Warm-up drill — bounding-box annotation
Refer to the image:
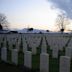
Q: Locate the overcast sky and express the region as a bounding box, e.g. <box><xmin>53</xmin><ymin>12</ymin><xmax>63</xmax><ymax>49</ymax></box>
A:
<box><xmin>0</xmin><ymin>0</ymin><xmax>72</xmax><ymax>31</ymax></box>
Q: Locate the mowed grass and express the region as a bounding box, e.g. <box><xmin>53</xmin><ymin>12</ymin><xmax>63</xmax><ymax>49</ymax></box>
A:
<box><xmin>0</xmin><ymin>34</ymin><xmax>72</xmax><ymax>72</ymax></box>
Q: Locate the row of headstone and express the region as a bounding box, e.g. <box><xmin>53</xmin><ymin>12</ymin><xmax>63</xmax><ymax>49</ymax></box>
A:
<box><xmin>40</xmin><ymin>53</ymin><xmax>71</xmax><ymax>72</ymax></box>
<box><xmin>0</xmin><ymin>34</ymin><xmax>41</xmax><ymax>54</ymax></box>
<box><xmin>45</xmin><ymin>35</ymin><xmax>70</xmax><ymax>59</ymax></box>
<box><xmin>1</xmin><ymin>47</ymin><xmax>71</xmax><ymax>72</ymax></box>
<box><xmin>0</xmin><ymin>34</ymin><xmax>72</xmax><ymax>55</ymax></box>
<box><xmin>4</xmin><ymin>34</ymin><xmax>42</xmax><ymax>54</ymax></box>
<box><xmin>26</xmin><ymin>37</ymin><xmax>41</xmax><ymax>48</ymax></box>
<box><xmin>46</xmin><ymin>36</ymin><xmax>69</xmax><ymax>51</ymax></box>
<box><xmin>0</xmin><ymin>34</ymin><xmax>20</xmax><ymax>50</ymax></box>
<box><xmin>1</xmin><ymin>34</ymin><xmax>70</xmax><ymax>59</ymax></box>
<box><xmin>40</xmin><ymin>54</ymin><xmax>71</xmax><ymax>72</ymax></box>
<box><xmin>1</xmin><ymin>47</ymin><xmax>32</xmax><ymax>68</ymax></box>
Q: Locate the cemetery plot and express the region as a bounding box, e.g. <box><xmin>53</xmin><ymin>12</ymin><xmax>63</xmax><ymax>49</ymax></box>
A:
<box><xmin>0</xmin><ymin>33</ymin><xmax>72</xmax><ymax>72</ymax></box>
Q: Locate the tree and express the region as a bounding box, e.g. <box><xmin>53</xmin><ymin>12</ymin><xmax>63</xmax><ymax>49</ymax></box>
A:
<box><xmin>0</xmin><ymin>24</ymin><xmax>3</xmax><ymax>30</ymax></box>
<box><xmin>28</xmin><ymin>28</ymin><xmax>33</xmax><ymax>31</ymax></box>
<box><xmin>56</xmin><ymin>13</ymin><xmax>70</xmax><ymax>33</ymax></box>
<box><xmin>46</xmin><ymin>30</ymin><xmax>49</xmax><ymax>32</ymax></box>
<box><xmin>0</xmin><ymin>13</ymin><xmax>9</xmax><ymax>30</ymax></box>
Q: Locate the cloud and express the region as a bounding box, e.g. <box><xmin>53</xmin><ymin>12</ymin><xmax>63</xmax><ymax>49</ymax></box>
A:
<box><xmin>48</xmin><ymin>0</ymin><xmax>72</xmax><ymax>19</ymax></box>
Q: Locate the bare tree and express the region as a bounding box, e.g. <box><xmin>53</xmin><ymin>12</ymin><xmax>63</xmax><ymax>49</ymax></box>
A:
<box><xmin>0</xmin><ymin>13</ymin><xmax>9</xmax><ymax>30</ymax></box>
<box><xmin>56</xmin><ymin>13</ymin><xmax>70</xmax><ymax>33</ymax></box>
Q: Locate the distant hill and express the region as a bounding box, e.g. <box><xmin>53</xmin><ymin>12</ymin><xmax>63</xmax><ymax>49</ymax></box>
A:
<box><xmin>17</xmin><ymin>28</ymin><xmax>50</xmax><ymax>33</ymax></box>
<box><xmin>0</xmin><ymin>28</ymin><xmax>71</xmax><ymax>34</ymax></box>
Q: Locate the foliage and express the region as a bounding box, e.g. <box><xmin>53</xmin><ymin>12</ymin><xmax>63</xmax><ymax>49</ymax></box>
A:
<box><xmin>0</xmin><ymin>13</ymin><xmax>9</xmax><ymax>30</ymax></box>
<box><xmin>56</xmin><ymin>13</ymin><xmax>70</xmax><ymax>32</ymax></box>
<box><xmin>28</xmin><ymin>28</ymin><xmax>33</xmax><ymax>31</ymax></box>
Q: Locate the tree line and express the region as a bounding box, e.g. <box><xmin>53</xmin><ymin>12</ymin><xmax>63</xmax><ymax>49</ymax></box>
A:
<box><xmin>0</xmin><ymin>13</ymin><xmax>71</xmax><ymax>33</ymax></box>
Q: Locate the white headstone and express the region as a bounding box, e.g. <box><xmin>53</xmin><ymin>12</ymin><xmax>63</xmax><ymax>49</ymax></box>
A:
<box><xmin>3</xmin><ymin>38</ymin><xmax>6</xmax><ymax>47</ymax></box>
<box><xmin>41</xmin><ymin>38</ymin><xmax>47</xmax><ymax>53</ymax></box>
<box><xmin>1</xmin><ymin>47</ymin><xmax>7</xmax><ymax>62</ymax></box>
<box><xmin>8</xmin><ymin>43</ymin><xmax>13</xmax><ymax>50</ymax></box>
<box><xmin>24</xmin><ymin>51</ymin><xmax>32</xmax><ymax>68</ymax></box>
<box><xmin>59</xmin><ymin>56</ymin><xmax>71</xmax><ymax>72</ymax></box>
<box><xmin>41</xmin><ymin>46</ymin><xmax>47</xmax><ymax>53</ymax></box>
<box><xmin>65</xmin><ymin>47</ymin><xmax>72</xmax><ymax>58</ymax></box>
<box><xmin>0</xmin><ymin>41</ymin><xmax>1</xmax><ymax>48</ymax></box>
<box><xmin>23</xmin><ymin>41</ymin><xmax>27</xmax><ymax>53</ymax></box>
<box><xmin>52</xmin><ymin>47</ymin><xmax>59</xmax><ymax>58</ymax></box>
<box><xmin>40</xmin><ymin>53</ymin><xmax>49</xmax><ymax>72</ymax></box>
<box><xmin>11</xmin><ymin>49</ymin><xmax>18</xmax><ymax>65</ymax></box>
<box><xmin>32</xmin><ymin>47</ymin><xmax>37</xmax><ymax>55</ymax></box>
<box><xmin>16</xmin><ymin>41</ymin><xmax>20</xmax><ymax>51</ymax></box>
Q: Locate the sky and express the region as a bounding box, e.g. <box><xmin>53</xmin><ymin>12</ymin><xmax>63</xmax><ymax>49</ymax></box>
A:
<box><xmin>0</xmin><ymin>0</ymin><xmax>72</xmax><ymax>31</ymax></box>
<box><xmin>49</xmin><ymin>0</ymin><xmax>72</xmax><ymax>19</ymax></box>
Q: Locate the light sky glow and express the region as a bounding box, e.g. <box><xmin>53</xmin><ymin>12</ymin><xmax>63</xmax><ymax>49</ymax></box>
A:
<box><xmin>0</xmin><ymin>0</ymin><xmax>69</xmax><ymax>31</ymax></box>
